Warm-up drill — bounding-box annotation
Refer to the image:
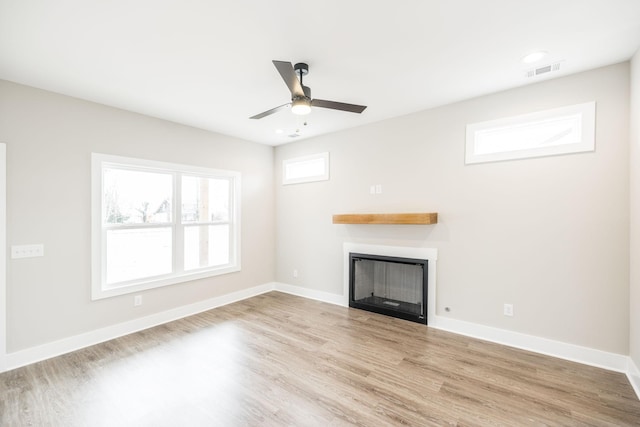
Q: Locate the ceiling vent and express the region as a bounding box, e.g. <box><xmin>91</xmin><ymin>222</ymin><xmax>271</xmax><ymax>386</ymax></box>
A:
<box><xmin>525</xmin><ymin>62</ymin><xmax>561</xmax><ymax>78</ymax></box>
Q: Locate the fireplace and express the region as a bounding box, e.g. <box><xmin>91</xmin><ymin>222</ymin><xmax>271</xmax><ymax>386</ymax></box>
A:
<box><xmin>349</xmin><ymin>252</ymin><xmax>428</xmax><ymax>324</ymax></box>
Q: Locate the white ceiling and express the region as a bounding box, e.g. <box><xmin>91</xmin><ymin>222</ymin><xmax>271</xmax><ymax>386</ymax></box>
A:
<box><xmin>1</xmin><ymin>1</ymin><xmax>639</xmax><ymax>146</ymax></box>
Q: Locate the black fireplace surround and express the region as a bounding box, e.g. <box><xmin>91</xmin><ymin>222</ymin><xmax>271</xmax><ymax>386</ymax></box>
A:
<box><xmin>349</xmin><ymin>252</ymin><xmax>428</xmax><ymax>324</ymax></box>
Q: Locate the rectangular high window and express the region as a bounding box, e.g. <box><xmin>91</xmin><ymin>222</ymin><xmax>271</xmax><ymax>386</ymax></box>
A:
<box><xmin>282</xmin><ymin>152</ymin><xmax>329</xmax><ymax>185</ymax></box>
<box><xmin>465</xmin><ymin>102</ymin><xmax>596</xmax><ymax>164</ymax></box>
<box><xmin>92</xmin><ymin>154</ymin><xmax>241</xmax><ymax>299</ymax></box>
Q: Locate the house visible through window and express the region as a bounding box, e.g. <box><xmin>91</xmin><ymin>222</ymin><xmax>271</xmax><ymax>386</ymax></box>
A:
<box><xmin>92</xmin><ymin>154</ymin><xmax>241</xmax><ymax>300</ymax></box>
<box><xmin>182</xmin><ymin>175</ymin><xmax>231</xmax><ymax>271</ymax></box>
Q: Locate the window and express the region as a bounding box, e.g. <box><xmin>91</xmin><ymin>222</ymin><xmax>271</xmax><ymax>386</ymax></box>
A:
<box><xmin>283</xmin><ymin>152</ymin><xmax>329</xmax><ymax>185</ymax></box>
<box><xmin>92</xmin><ymin>154</ymin><xmax>240</xmax><ymax>299</ymax></box>
<box><xmin>465</xmin><ymin>102</ymin><xmax>596</xmax><ymax>164</ymax></box>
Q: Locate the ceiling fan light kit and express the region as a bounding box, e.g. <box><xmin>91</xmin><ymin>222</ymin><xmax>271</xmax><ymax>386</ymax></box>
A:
<box><xmin>250</xmin><ymin>60</ymin><xmax>367</xmax><ymax>120</ymax></box>
<box><xmin>291</xmin><ymin>97</ymin><xmax>311</xmax><ymax>115</ymax></box>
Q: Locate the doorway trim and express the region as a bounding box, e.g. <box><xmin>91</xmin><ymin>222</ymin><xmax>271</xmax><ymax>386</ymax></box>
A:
<box><xmin>0</xmin><ymin>143</ymin><xmax>7</xmax><ymax>372</ymax></box>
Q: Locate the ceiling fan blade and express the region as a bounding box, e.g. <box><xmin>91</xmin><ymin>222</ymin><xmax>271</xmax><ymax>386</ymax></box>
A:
<box><xmin>249</xmin><ymin>103</ymin><xmax>291</xmax><ymax>119</ymax></box>
<box><xmin>272</xmin><ymin>60</ymin><xmax>305</xmax><ymax>98</ymax></box>
<box><xmin>311</xmin><ymin>99</ymin><xmax>367</xmax><ymax>114</ymax></box>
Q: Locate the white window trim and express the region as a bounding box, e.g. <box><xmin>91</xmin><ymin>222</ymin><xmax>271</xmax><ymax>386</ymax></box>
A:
<box><xmin>465</xmin><ymin>101</ymin><xmax>596</xmax><ymax>165</ymax></box>
<box><xmin>91</xmin><ymin>153</ymin><xmax>241</xmax><ymax>300</ymax></box>
<box><xmin>282</xmin><ymin>152</ymin><xmax>330</xmax><ymax>185</ymax></box>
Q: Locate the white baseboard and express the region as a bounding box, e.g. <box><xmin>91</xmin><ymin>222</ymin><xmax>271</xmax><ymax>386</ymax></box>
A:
<box><xmin>629</xmin><ymin>358</ymin><xmax>640</xmax><ymax>400</ymax></box>
<box><xmin>273</xmin><ymin>283</ymin><xmax>639</xmax><ymax>399</ymax></box>
<box><xmin>273</xmin><ymin>282</ymin><xmax>347</xmax><ymax>306</ymax></box>
<box><xmin>431</xmin><ymin>315</ymin><xmax>629</xmax><ymax>373</ymax></box>
<box><xmin>4</xmin><ymin>282</ymin><xmax>276</xmax><ymax>372</ymax></box>
<box><xmin>3</xmin><ymin>281</ymin><xmax>640</xmax><ymax>401</ymax></box>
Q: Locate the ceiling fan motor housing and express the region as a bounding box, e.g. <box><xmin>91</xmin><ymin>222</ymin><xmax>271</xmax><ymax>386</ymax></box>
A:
<box><xmin>294</xmin><ymin>62</ymin><xmax>309</xmax><ymax>76</ymax></box>
<box><xmin>294</xmin><ymin>63</ymin><xmax>311</xmax><ymax>99</ymax></box>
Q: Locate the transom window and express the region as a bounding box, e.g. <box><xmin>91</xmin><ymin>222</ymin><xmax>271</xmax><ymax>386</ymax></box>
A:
<box><xmin>465</xmin><ymin>102</ymin><xmax>596</xmax><ymax>164</ymax></box>
<box><xmin>92</xmin><ymin>154</ymin><xmax>241</xmax><ymax>299</ymax></box>
<box><xmin>282</xmin><ymin>152</ymin><xmax>329</xmax><ymax>185</ymax></box>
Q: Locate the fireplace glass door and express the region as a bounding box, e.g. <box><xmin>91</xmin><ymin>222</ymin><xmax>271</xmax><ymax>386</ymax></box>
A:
<box><xmin>349</xmin><ymin>253</ymin><xmax>427</xmax><ymax>324</ymax></box>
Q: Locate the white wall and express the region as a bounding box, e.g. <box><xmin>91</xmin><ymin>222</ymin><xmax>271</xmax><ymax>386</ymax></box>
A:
<box><xmin>275</xmin><ymin>63</ymin><xmax>630</xmax><ymax>355</ymax></box>
<box><xmin>0</xmin><ymin>81</ymin><xmax>275</xmax><ymax>352</ymax></box>
<box><xmin>630</xmin><ymin>50</ymin><xmax>640</xmax><ymax>374</ymax></box>
<box><xmin>0</xmin><ymin>61</ymin><xmax>634</xmax><ymax>367</ymax></box>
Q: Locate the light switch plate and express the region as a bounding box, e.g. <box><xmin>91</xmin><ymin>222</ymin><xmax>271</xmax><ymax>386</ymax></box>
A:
<box><xmin>11</xmin><ymin>244</ymin><xmax>44</xmax><ymax>259</ymax></box>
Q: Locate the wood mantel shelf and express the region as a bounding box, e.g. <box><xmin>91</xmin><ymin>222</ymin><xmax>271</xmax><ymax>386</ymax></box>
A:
<box><xmin>332</xmin><ymin>212</ymin><xmax>438</xmax><ymax>225</ymax></box>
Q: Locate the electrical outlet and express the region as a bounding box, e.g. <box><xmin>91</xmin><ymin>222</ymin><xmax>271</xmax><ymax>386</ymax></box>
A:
<box><xmin>375</xmin><ymin>184</ymin><xmax>382</xmax><ymax>194</ymax></box>
<box><xmin>503</xmin><ymin>303</ymin><xmax>513</xmax><ymax>316</ymax></box>
<box><xmin>369</xmin><ymin>185</ymin><xmax>376</xmax><ymax>195</ymax></box>
<box><xmin>134</xmin><ymin>295</ymin><xmax>142</xmax><ymax>307</ymax></box>
<box><xmin>293</xmin><ymin>269</ymin><xmax>298</xmax><ymax>278</ymax></box>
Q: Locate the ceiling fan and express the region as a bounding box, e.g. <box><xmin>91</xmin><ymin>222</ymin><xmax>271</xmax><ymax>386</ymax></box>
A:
<box><xmin>250</xmin><ymin>60</ymin><xmax>367</xmax><ymax>119</ymax></box>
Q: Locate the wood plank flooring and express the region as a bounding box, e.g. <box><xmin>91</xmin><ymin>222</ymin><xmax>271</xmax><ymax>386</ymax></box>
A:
<box><xmin>2</xmin><ymin>291</ymin><xmax>640</xmax><ymax>426</ymax></box>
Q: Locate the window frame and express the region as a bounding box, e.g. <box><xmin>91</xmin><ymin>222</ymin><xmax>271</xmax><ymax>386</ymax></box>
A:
<box><xmin>282</xmin><ymin>152</ymin><xmax>330</xmax><ymax>185</ymax></box>
<box><xmin>91</xmin><ymin>153</ymin><xmax>241</xmax><ymax>300</ymax></box>
<box><xmin>465</xmin><ymin>101</ymin><xmax>596</xmax><ymax>165</ymax></box>
<box><xmin>181</xmin><ymin>173</ymin><xmax>234</xmax><ymax>272</ymax></box>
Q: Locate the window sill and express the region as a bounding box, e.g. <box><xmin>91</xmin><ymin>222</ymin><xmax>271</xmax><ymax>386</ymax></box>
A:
<box><xmin>91</xmin><ymin>264</ymin><xmax>241</xmax><ymax>300</ymax></box>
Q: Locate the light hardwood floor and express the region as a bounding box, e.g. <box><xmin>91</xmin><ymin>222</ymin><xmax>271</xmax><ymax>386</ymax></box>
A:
<box><xmin>2</xmin><ymin>291</ymin><xmax>640</xmax><ymax>426</ymax></box>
